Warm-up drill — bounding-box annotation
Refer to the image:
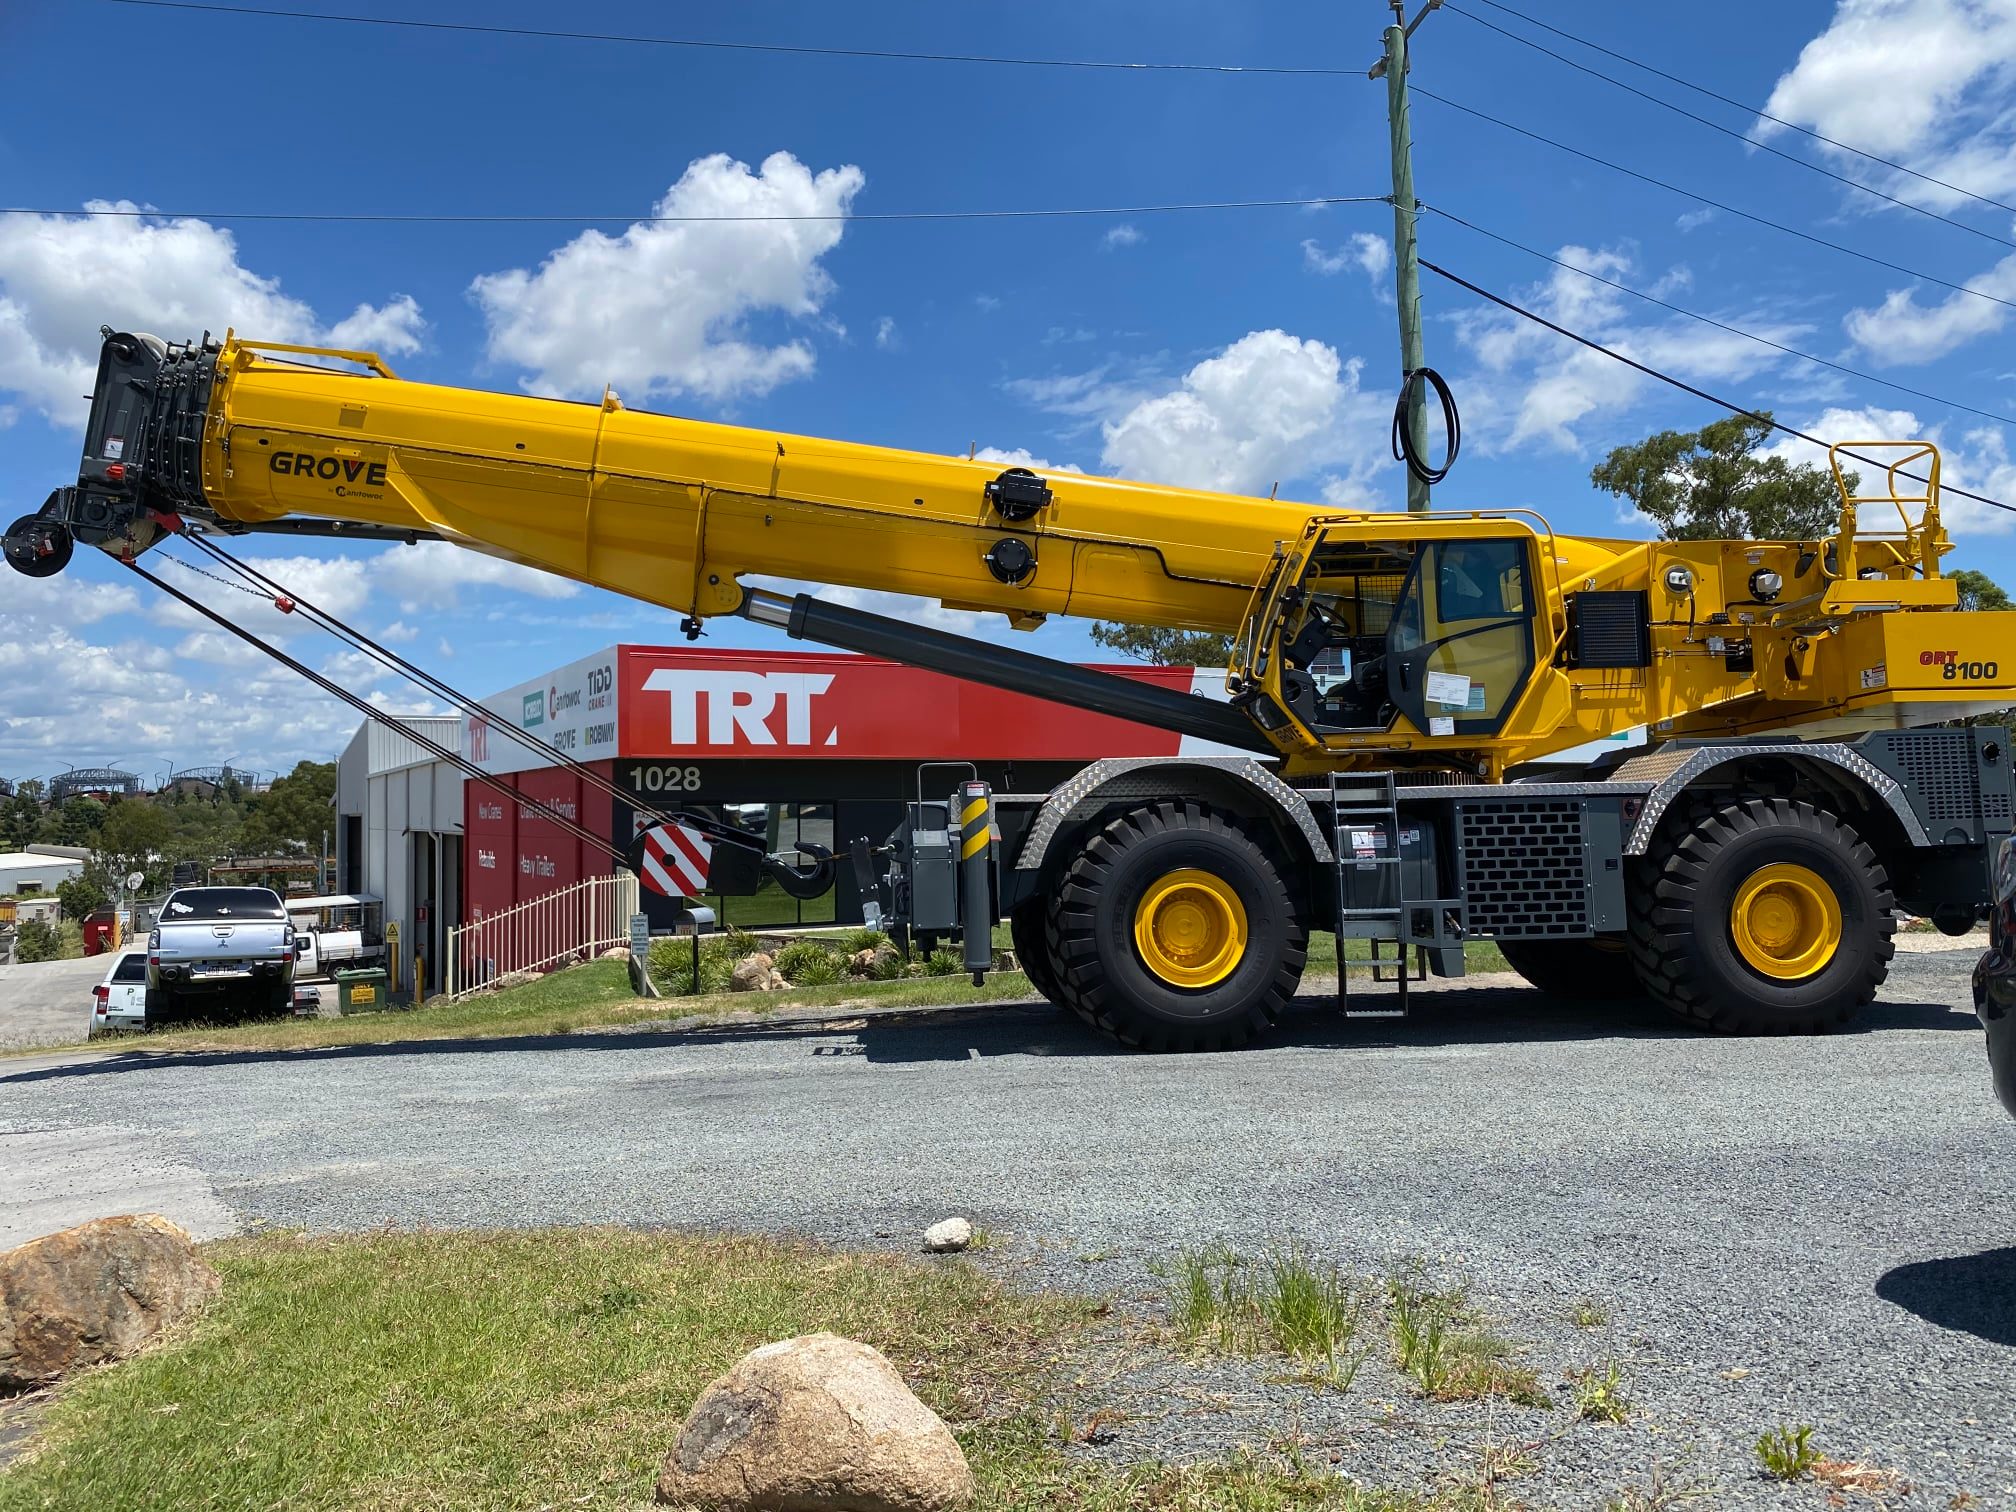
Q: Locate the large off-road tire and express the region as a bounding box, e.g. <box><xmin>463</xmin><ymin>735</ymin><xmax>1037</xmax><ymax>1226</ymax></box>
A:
<box><xmin>1009</xmin><ymin>898</ymin><xmax>1065</xmax><ymax>1006</ymax></box>
<box><xmin>1627</xmin><ymin>796</ymin><xmax>1894</xmax><ymax>1033</ymax></box>
<box><xmin>1043</xmin><ymin>801</ymin><xmax>1305</xmax><ymax>1051</ymax></box>
<box><xmin>1498</xmin><ymin>936</ymin><xmax>1645</xmax><ymax>1000</ymax></box>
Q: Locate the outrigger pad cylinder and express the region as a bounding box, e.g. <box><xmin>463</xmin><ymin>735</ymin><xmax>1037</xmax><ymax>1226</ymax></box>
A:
<box><xmin>957</xmin><ymin>780</ymin><xmax>995</xmax><ymax>983</ymax></box>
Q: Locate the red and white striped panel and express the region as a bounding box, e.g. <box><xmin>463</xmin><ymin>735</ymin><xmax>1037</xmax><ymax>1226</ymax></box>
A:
<box><xmin>637</xmin><ymin>822</ymin><xmax>713</xmax><ymax>899</ymax></box>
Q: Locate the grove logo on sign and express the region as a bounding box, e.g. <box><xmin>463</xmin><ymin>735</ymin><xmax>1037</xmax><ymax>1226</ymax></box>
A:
<box><xmin>522</xmin><ymin>692</ymin><xmax>545</xmax><ymax>728</ymax></box>
<box><xmin>641</xmin><ymin>669</ymin><xmax>837</xmax><ymax>747</ymax></box>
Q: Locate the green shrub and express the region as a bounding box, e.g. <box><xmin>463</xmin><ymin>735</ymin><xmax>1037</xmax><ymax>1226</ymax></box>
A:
<box><xmin>1755</xmin><ymin>1424</ymin><xmax>1820</xmax><ymax>1481</ymax></box>
<box><xmin>13</xmin><ymin>918</ymin><xmax>62</xmax><ymax>962</ymax></box>
<box><xmin>832</xmin><ymin>927</ymin><xmax>893</xmax><ymax>956</ymax></box>
<box><xmin>774</xmin><ymin>939</ymin><xmax>846</xmax><ymax>986</ymax></box>
<box><xmin>647</xmin><ymin>931</ymin><xmax>747</xmax><ymax>995</ymax></box>
<box><xmin>924</xmin><ymin>947</ymin><xmax>964</xmax><ymax>976</ymax></box>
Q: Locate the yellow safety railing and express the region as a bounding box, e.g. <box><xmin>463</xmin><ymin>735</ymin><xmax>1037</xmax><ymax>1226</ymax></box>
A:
<box><xmin>1826</xmin><ymin>440</ymin><xmax>1944</xmax><ymax>584</ymax></box>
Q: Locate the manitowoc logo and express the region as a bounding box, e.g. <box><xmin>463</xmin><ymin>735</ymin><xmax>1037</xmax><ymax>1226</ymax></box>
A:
<box><xmin>641</xmin><ymin>669</ymin><xmax>838</xmax><ymax>746</ymax></box>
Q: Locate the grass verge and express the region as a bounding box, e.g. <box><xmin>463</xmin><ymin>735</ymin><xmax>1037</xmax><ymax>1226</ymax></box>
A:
<box><xmin>23</xmin><ymin>930</ymin><xmax>1517</xmax><ymax>1060</ymax></box>
<box><xmin>41</xmin><ymin>958</ymin><xmax>1038</xmax><ymax>1058</ymax></box>
<box><xmin>0</xmin><ymin>1229</ymin><xmax>1492</xmax><ymax>1511</ymax></box>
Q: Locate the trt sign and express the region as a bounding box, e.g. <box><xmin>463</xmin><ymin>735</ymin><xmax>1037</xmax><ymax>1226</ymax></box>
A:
<box><xmin>638</xmin><ymin>668</ymin><xmax>837</xmax><ymax>749</ymax></box>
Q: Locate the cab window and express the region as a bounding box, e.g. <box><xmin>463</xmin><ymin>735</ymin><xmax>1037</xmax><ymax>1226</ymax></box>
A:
<box><xmin>1388</xmin><ymin>539</ymin><xmax>1537</xmax><ymax>737</ymax></box>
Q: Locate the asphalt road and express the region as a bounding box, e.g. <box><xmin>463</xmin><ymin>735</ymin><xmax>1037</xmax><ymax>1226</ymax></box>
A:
<box><xmin>2</xmin><ymin>948</ymin><xmax>2010</xmax><ymax>1507</ymax></box>
<box><xmin>0</xmin><ymin>954</ymin><xmax>104</xmax><ymax>1050</ymax></box>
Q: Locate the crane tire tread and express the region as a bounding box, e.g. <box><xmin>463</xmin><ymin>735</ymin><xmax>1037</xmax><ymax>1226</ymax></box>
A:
<box><xmin>1626</xmin><ymin>795</ymin><xmax>1893</xmax><ymax>1035</ymax></box>
<box><xmin>1042</xmin><ymin>800</ymin><xmax>1305</xmax><ymax>1052</ymax></box>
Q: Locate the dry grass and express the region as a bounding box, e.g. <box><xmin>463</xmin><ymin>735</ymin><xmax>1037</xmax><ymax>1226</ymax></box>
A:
<box><xmin>1811</xmin><ymin>1458</ymin><xmax>1911</xmax><ymax>1497</ymax></box>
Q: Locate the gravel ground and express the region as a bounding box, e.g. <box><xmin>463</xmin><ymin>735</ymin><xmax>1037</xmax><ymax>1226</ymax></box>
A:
<box><xmin>2</xmin><ymin>949</ymin><xmax>2010</xmax><ymax>1508</ymax></box>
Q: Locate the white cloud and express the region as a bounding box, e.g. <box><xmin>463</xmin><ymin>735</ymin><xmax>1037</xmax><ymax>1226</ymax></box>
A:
<box><xmin>470</xmin><ymin>151</ymin><xmax>863</xmax><ymax>402</ymax></box>
<box><xmin>173</xmin><ymin>631</ymin><xmax>268</xmax><ymax>667</ymax></box>
<box><xmin>323</xmin><ymin>295</ymin><xmax>425</xmax><ymax>357</ymax></box>
<box><xmin>1301</xmin><ymin>232</ymin><xmax>1392</xmax><ymax>286</ymax></box>
<box><xmin>969</xmin><ymin>445</ymin><xmax>1085</xmax><ymax>474</ymax></box>
<box><xmin>0</xmin><ymin>202</ymin><xmax>426</xmax><ymax>423</ymax></box>
<box><xmin>874</xmin><ymin>315</ymin><xmax>899</xmax><ymax>350</ymax></box>
<box><xmin>1451</xmin><ymin>242</ymin><xmax>1810</xmax><ymax>451</ymax></box>
<box><xmin>1100</xmin><ymin>330</ymin><xmax>1386</xmax><ymax>497</ymax></box>
<box><xmin>2</xmin><ymin>575</ymin><xmax>139</xmax><ymax>625</ymax></box>
<box><xmin>378</xmin><ymin>542</ymin><xmax>580</xmax><ymax>604</ymax></box>
<box><xmin>1842</xmin><ymin>245</ymin><xmax>2016</xmax><ymax>363</ymax></box>
<box><xmin>380</xmin><ymin>620</ymin><xmax>418</xmax><ymax>644</ymax></box>
<box><xmin>1676</xmin><ymin>208</ymin><xmax>1718</xmax><ymax>232</ymax></box>
<box><xmin>1101</xmin><ymin>223</ymin><xmax>1144</xmax><ymax>250</ymax></box>
<box><xmin>1758</xmin><ymin>0</ymin><xmax>2016</xmax><ymax>211</ymax></box>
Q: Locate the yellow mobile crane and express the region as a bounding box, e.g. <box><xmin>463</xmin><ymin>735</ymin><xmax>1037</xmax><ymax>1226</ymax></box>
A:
<box><xmin>10</xmin><ymin>330</ymin><xmax>2016</xmax><ymax>1046</ymax></box>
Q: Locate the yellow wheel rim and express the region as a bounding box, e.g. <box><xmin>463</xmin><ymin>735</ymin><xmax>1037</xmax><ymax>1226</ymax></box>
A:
<box><xmin>1729</xmin><ymin>863</ymin><xmax>1842</xmax><ymax>980</ymax></box>
<box><xmin>1133</xmin><ymin>868</ymin><xmax>1248</xmax><ymax>989</ymax></box>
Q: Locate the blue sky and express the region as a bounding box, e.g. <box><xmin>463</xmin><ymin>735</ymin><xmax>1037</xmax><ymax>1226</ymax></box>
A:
<box><xmin>4</xmin><ymin>0</ymin><xmax>2016</xmax><ymax>778</ymax></box>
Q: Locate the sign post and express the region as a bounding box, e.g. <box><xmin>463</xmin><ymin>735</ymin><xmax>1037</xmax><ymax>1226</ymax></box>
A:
<box><xmin>627</xmin><ymin>912</ymin><xmax>657</xmax><ymax>998</ymax></box>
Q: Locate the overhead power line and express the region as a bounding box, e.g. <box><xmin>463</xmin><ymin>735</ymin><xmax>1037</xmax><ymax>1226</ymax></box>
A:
<box><xmin>1443</xmin><ymin>2</ymin><xmax>2016</xmax><ymax>254</ymax></box>
<box><xmin>1463</xmin><ymin>0</ymin><xmax>2016</xmax><ymax>219</ymax></box>
<box><xmin>0</xmin><ymin>194</ymin><xmax>1386</xmax><ymax>227</ymax></box>
<box><xmin>1426</xmin><ymin>206</ymin><xmax>2016</xmax><ymax>429</ymax></box>
<box><xmin>105</xmin><ymin>0</ymin><xmax>1356</xmax><ymax>74</ymax></box>
<box><xmin>1412</xmin><ymin>88</ymin><xmax>2016</xmax><ymax>316</ymax></box>
<box><xmin>1418</xmin><ymin>257</ymin><xmax>2016</xmax><ymax>517</ymax></box>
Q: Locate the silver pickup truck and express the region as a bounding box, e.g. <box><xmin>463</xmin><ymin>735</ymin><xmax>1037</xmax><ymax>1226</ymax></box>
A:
<box><xmin>148</xmin><ymin>886</ymin><xmax>297</xmax><ymax>1018</ymax></box>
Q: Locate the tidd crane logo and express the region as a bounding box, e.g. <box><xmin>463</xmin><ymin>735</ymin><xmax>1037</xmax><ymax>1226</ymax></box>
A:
<box><xmin>640</xmin><ymin>668</ymin><xmax>838</xmax><ymax>747</ymax></box>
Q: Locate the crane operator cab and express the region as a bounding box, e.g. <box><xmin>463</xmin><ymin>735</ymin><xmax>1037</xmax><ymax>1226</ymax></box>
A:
<box><xmin>1231</xmin><ymin>523</ymin><xmax>1542</xmax><ymax>756</ymax></box>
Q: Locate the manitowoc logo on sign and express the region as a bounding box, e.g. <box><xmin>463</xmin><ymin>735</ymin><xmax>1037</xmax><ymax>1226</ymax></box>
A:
<box><xmin>641</xmin><ymin>669</ymin><xmax>837</xmax><ymax>747</ymax></box>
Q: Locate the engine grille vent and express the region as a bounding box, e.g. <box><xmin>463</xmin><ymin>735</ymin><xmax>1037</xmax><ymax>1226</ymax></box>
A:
<box><xmin>1459</xmin><ymin>799</ymin><xmax>1588</xmax><ymax>937</ymax></box>
<box><xmin>1887</xmin><ymin>730</ymin><xmax>1984</xmax><ymax>828</ymax></box>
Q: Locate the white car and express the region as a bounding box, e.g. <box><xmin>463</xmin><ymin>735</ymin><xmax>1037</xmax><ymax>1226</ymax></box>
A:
<box><xmin>90</xmin><ymin>949</ymin><xmax>150</xmax><ymax>1034</ymax></box>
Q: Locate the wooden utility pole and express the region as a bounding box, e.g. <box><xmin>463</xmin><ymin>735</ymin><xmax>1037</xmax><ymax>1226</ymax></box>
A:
<box><xmin>1371</xmin><ymin>0</ymin><xmax>1441</xmax><ymax>512</ymax></box>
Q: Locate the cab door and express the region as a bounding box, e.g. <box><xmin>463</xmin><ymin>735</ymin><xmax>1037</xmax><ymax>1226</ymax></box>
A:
<box><xmin>1386</xmin><ymin>538</ymin><xmax>1539</xmax><ymax>738</ymax></box>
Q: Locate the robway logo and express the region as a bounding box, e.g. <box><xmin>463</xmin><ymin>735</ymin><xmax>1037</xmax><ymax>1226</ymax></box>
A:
<box><xmin>641</xmin><ymin>669</ymin><xmax>837</xmax><ymax>747</ymax></box>
<box><xmin>522</xmin><ymin>692</ymin><xmax>545</xmax><ymax>728</ymax></box>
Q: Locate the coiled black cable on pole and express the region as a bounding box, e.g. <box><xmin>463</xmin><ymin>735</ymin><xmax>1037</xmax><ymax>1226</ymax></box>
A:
<box><xmin>1391</xmin><ymin>366</ymin><xmax>1461</xmax><ymax>485</ymax></box>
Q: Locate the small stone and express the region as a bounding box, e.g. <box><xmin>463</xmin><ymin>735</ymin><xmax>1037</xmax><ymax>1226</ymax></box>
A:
<box><xmin>598</xmin><ymin>945</ymin><xmax>632</xmax><ymax>961</ymax></box>
<box><xmin>923</xmin><ymin>1218</ymin><xmax>972</xmax><ymax>1254</ymax></box>
<box><xmin>730</xmin><ymin>952</ymin><xmax>776</xmax><ymax>992</ymax></box>
<box><xmin>656</xmin><ymin>1332</ymin><xmax>973</xmax><ymax>1510</ymax></box>
<box><xmin>0</xmin><ymin>1215</ymin><xmax>221</xmax><ymax>1391</ymax></box>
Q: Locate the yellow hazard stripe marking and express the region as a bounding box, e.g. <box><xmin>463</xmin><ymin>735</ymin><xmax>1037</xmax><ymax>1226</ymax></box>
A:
<box><xmin>961</xmin><ymin>797</ymin><xmax>989</xmax><ymax>825</ymax></box>
<box><xmin>961</xmin><ymin>830</ymin><xmax>990</xmax><ymax>859</ymax></box>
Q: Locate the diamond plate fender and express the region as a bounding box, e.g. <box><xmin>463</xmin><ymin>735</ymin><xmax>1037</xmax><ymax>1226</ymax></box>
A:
<box><xmin>1614</xmin><ymin>743</ymin><xmax>1930</xmax><ymax>854</ymax></box>
<box><xmin>1011</xmin><ymin>756</ymin><xmax>1334</xmax><ymax>871</ymax></box>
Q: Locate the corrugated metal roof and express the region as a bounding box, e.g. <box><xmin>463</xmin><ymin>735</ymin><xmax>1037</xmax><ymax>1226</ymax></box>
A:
<box><xmin>366</xmin><ymin>717</ymin><xmax>464</xmax><ymax>776</ymax></box>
